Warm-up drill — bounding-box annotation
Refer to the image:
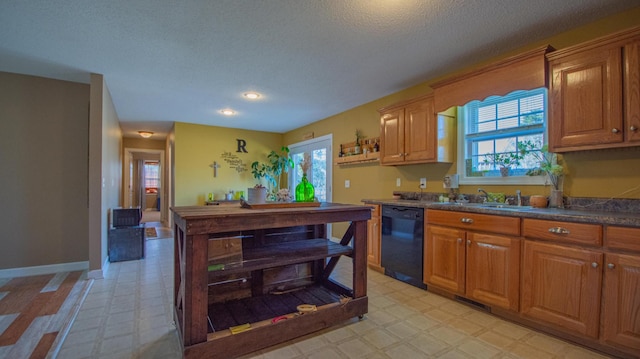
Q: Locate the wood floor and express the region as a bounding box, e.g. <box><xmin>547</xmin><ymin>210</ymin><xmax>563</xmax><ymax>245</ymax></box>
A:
<box><xmin>0</xmin><ymin>271</ymin><xmax>89</xmax><ymax>359</ymax></box>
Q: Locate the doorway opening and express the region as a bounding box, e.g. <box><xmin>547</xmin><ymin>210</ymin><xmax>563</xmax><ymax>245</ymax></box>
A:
<box><xmin>123</xmin><ymin>148</ymin><xmax>165</xmax><ymax>225</ymax></box>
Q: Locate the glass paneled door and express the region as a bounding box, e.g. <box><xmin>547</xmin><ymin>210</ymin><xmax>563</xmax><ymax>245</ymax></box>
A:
<box><xmin>288</xmin><ymin>134</ymin><xmax>332</xmax><ymax>203</ymax></box>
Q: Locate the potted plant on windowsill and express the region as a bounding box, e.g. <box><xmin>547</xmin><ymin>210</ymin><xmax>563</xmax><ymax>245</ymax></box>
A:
<box><xmin>482</xmin><ymin>151</ymin><xmax>523</xmax><ymax>177</ymax></box>
<box><xmin>249</xmin><ymin>146</ymin><xmax>294</xmax><ymax>203</ymax></box>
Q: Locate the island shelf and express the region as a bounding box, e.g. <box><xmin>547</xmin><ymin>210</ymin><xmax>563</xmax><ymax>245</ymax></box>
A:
<box><xmin>172</xmin><ymin>203</ymin><xmax>370</xmax><ymax>359</ymax></box>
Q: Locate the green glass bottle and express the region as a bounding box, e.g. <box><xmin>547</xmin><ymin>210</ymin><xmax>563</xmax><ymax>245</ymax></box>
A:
<box><xmin>295</xmin><ymin>173</ymin><xmax>315</xmax><ymax>202</ymax></box>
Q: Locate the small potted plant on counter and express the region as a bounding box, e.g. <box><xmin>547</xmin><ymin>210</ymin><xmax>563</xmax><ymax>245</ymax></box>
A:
<box><xmin>518</xmin><ymin>140</ymin><xmax>565</xmax><ymax>207</ymax></box>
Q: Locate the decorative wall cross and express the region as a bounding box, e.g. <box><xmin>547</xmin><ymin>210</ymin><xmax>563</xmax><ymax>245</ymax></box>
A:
<box><xmin>209</xmin><ymin>161</ymin><xmax>220</xmax><ymax>177</ymax></box>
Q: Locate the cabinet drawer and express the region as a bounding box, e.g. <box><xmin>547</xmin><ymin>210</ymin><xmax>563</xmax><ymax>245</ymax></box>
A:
<box><xmin>523</xmin><ymin>219</ymin><xmax>602</xmax><ymax>246</ymax></box>
<box><xmin>427</xmin><ymin>209</ymin><xmax>520</xmax><ymax>236</ymax></box>
<box><xmin>208</xmin><ymin>237</ymin><xmax>243</xmax><ymax>264</ymax></box>
<box><xmin>606</xmin><ymin>226</ymin><xmax>640</xmax><ymax>252</ymax></box>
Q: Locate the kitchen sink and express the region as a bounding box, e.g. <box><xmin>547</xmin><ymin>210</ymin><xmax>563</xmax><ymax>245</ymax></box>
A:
<box><xmin>444</xmin><ymin>202</ymin><xmax>535</xmax><ymax>211</ymax></box>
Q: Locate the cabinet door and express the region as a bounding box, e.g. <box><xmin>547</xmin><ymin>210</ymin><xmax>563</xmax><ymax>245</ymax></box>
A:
<box><xmin>601</xmin><ymin>253</ymin><xmax>640</xmax><ymax>351</ymax></box>
<box><xmin>549</xmin><ymin>45</ymin><xmax>623</xmax><ymax>151</ymax></box>
<box><xmin>521</xmin><ymin>241</ymin><xmax>603</xmax><ymax>338</ymax></box>
<box><xmin>367</xmin><ymin>206</ymin><xmax>382</xmax><ymax>270</ymax></box>
<box><xmin>625</xmin><ymin>40</ymin><xmax>640</xmax><ymax>143</ymax></box>
<box><xmin>466</xmin><ymin>232</ymin><xmax>520</xmax><ymax>311</ymax></box>
<box><xmin>424</xmin><ymin>225</ymin><xmax>465</xmax><ymax>294</ymax></box>
<box><xmin>404</xmin><ymin>97</ymin><xmax>436</xmax><ymax>163</ymax></box>
<box><xmin>380</xmin><ymin>108</ymin><xmax>405</xmax><ymax>164</ymax></box>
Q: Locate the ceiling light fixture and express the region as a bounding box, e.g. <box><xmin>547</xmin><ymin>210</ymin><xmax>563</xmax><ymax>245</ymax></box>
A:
<box><xmin>243</xmin><ymin>92</ymin><xmax>261</xmax><ymax>100</ymax></box>
<box><xmin>138</xmin><ymin>131</ymin><xmax>153</xmax><ymax>138</ymax></box>
<box><xmin>221</xmin><ymin>109</ymin><xmax>236</xmax><ymax>116</ymax></box>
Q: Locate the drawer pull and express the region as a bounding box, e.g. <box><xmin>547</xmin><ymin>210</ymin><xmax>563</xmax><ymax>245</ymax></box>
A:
<box><xmin>631</xmin><ymin>125</ymin><xmax>638</xmax><ymax>131</ymax></box>
<box><xmin>612</xmin><ymin>128</ymin><xmax>620</xmax><ymax>133</ymax></box>
<box><xmin>548</xmin><ymin>227</ymin><xmax>570</xmax><ymax>234</ymax></box>
<box><xmin>607</xmin><ymin>263</ymin><xmax>615</xmax><ymax>269</ymax></box>
<box><xmin>591</xmin><ymin>262</ymin><xmax>598</xmax><ymax>268</ymax></box>
<box><xmin>461</xmin><ymin>218</ymin><xmax>474</xmax><ymax>224</ymax></box>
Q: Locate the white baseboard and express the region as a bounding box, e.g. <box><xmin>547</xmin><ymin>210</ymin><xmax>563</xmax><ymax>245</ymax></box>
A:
<box><xmin>87</xmin><ymin>256</ymin><xmax>110</xmax><ymax>280</ymax></box>
<box><xmin>0</xmin><ymin>261</ymin><xmax>89</xmax><ymax>278</ymax></box>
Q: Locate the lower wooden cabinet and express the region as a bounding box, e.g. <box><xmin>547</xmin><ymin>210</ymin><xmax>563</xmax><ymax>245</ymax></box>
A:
<box><xmin>424</xmin><ymin>215</ymin><xmax>520</xmax><ymax>311</ymax></box>
<box><xmin>367</xmin><ymin>204</ymin><xmax>382</xmax><ymax>271</ymax></box>
<box><xmin>521</xmin><ymin>240</ymin><xmax>603</xmax><ymax>339</ymax></box>
<box><xmin>466</xmin><ymin>232</ymin><xmax>520</xmax><ymax>312</ymax></box>
<box><xmin>424</xmin><ymin>225</ymin><xmax>465</xmax><ymax>294</ymax></box>
<box><xmin>601</xmin><ymin>253</ymin><xmax>640</xmax><ymax>350</ymax></box>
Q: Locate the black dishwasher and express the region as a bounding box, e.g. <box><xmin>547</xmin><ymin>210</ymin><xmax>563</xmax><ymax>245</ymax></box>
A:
<box><xmin>381</xmin><ymin>206</ymin><xmax>425</xmax><ymax>289</ymax></box>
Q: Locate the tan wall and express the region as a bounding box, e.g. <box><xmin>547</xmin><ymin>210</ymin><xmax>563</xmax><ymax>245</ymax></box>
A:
<box><xmin>173</xmin><ymin>122</ymin><xmax>283</xmax><ymax>206</ymax></box>
<box><xmin>123</xmin><ymin>138</ymin><xmax>165</xmax><ymax>150</ymax></box>
<box><xmin>0</xmin><ymin>72</ymin><xmax>89</xmax><ymax>269</ymax></box>
<box><xmin>284</xmin><ymin>7</ymin><xmax>640</xmax><ymax>206</ymax></box>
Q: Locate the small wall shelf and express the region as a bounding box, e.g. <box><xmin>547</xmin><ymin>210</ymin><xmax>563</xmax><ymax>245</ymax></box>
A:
<box><xmin>336</xmin><ymin>151</ymin><xmax>380</xmax><ymax>165</ymax></box>
<box><xmin>337</xmin><ymin>137</ymin><xmax>380</xmax><ymax>165</ymax></box>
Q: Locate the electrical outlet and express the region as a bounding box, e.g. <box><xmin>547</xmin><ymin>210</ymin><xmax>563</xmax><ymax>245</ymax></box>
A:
<box><xmin>420</xmin><ymin>178</ymin><xmax>427</xmax><ymax>189</ymax></box>
<box><xmin>396</xmin><ymin>178</ymin><xmax>401</xmax><ymax>187</ymax></box>
<box><xmin>345</xmin><ymin>180</ymin><xmax>350</xmax><ymax>188</ymax></box>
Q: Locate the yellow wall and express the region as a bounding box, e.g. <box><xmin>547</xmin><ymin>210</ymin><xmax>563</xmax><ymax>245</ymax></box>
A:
<box><xmin>173</xmin><ymin>122</ymin><xmax>284</xmax><ymax>205</ymax></box>
<box><xmin>283</xmin><ymin>7</ymin><xmax>640</xmax><ymax>205</ymax></box>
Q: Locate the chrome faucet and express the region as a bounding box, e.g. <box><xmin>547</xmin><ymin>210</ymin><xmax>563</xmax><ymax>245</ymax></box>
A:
<box><xmin>478</xmin><ymin>188</ymin><xmax>489</xmax><ymax>202</ymax></box>
<box><xmin>515</xmin><ymin>190</ymin><xmax>522</xmax><ymax>206</ymax></box>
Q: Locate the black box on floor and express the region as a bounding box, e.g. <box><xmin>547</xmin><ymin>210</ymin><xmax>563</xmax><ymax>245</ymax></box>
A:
<box><xmin>112</xmin><ymin>208</ymin><xmax>142</xmax><ymax>227</ymax></box>
<box><xmin>108</xmin><ymin>224</ymin><xmax>145</xmax><ymax>262</ymax></box>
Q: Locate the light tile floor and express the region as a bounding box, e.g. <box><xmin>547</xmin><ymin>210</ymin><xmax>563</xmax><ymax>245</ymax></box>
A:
<box><xmin>58</xmin><ymin>232</ymin><xmax>613</xmax><ymax>359</ymax></box>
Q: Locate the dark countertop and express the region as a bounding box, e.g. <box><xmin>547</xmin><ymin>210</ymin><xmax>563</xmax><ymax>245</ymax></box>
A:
<box><xmin>362</xmin><ymin>199</ymin><xmax>640</xmax><ymax>227</ymax></box>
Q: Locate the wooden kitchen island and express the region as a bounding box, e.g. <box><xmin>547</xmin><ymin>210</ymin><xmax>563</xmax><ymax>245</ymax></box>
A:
<box><xmin>172</xmin><ymin>202</ymin><xmax>370</xmax><ymax>359</ymax></box>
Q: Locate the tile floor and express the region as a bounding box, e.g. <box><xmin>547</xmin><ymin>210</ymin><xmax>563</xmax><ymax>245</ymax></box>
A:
<box><xmin>57</xmin><ymin>228</ymin><xmax>613</xmax><ymax>359</ymax></box>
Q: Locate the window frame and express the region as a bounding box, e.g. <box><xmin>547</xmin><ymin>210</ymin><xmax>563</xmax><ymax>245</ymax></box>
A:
<box><xmin>456</xmin><ymin>89</ymin><xmax>548</xmax><ymax>186</ymax></box>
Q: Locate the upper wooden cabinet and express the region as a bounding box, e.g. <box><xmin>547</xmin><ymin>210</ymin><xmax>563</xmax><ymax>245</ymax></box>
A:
<box><xmin>547</xmin><ymin>27</ymin><xmax>640</xmax><ymax>152</ymax></box>
<box><xmin>378</xmin><ymin>95</ymin><xmax>454</xmax><ymax>165</ymax></box>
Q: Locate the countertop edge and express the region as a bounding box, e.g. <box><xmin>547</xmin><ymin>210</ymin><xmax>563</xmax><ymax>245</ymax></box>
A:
<box><xmin>362</xmin><ymin>199</ymin><xmax>640</xmax><ymax>227</ymax></box>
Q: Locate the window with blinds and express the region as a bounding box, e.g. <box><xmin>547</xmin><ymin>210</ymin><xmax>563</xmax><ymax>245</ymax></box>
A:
<box><xmin>462</xmin><ymin>88</ymin><xmax>547</xmax><ymax>179</ymax></box>
<box><xmin>144</xmin><ymin>161</ymin><xmax>160</xmax><ymax>192</ymax></box>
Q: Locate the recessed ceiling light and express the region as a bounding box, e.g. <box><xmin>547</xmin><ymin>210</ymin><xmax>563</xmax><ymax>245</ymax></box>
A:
<box><xmin>220</xmin><ymin>109</ymin><xmax>236</xmax><ymax>116</ymax></box>
<box><xmin>243</xmin><ymin>92</ymin><xmax>261</xmax><ymax>100</ymax></box>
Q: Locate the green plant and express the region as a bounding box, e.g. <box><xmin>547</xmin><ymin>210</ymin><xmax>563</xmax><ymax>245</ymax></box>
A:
<box><xmin>482</xmin><ymin>151</ymin><xmax>523</xmax><ymax>169</ymax></box>
<box><xmin>355</xmin><ymin>129</ymin><xmax>364</xmax><ymax>146</ymax></box>
<box><xmin>251</xmin><ymin>146</ymin><xmax>294</xmax><ymax>190</ymax></box>
<box><xmin>518</xmin><ymin>140</ymin><xmax>564</xmax><ymax>190</ymax></box>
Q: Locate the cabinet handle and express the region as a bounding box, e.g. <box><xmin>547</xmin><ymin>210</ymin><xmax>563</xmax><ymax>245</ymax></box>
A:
<box><xmin>612</xmin><ymin>128</ymin><xmax>620</xmax><ymax>133</ymax></box>
<box><xmin>607</xmin><ymin>263</ymin><xmax>615</xmax><ymax>269</ymax></box>
<box><xmin>591</xmin><ymin>262</ymin><xmax>598</xmax><ymax>268</ymax></box>
<box><xmin>548</xmin><ymin>227</ymin><xmax>570</xmax><ymax>234</ymax></box>
<box><xmin>390</xmin><ymin>154</ymin><xmax>403</xmax><ymax>158</ymax></box>
<box><xmin>457</xmin><ymin>238</ymin><xmax>462</xmax><ymax>243</ymax></box>
<box><xmin>467</xmin><ymin>239</ymin><xmax>471</xmax><ymax>246</ymax></box>
<box><xmin>631</xmin><ymin>125</ymin><xmax>638</xmax><ymax>132</ymax></box>
<box><xmin>460</xmin><ymin>218</ymin><xmax>474</xmax><ymax>224</ymax></box>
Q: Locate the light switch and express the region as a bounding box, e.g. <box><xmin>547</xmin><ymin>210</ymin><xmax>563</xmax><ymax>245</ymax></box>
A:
<box><xmin>345</xmin><ymin>180</ymin><xmax>350</xmax><ymax>188</ymax></box>
<box><xmin>396</xmin><ymin>178</ymin><xmax>401</xmax><ymax>187</ymax></box>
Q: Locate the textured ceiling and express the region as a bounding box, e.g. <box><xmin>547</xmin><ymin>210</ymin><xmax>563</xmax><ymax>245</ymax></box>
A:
<box><xmin>1</xmin><ymin>1</ymin><xmax>638</xmax><ymax>138</ymax></box>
